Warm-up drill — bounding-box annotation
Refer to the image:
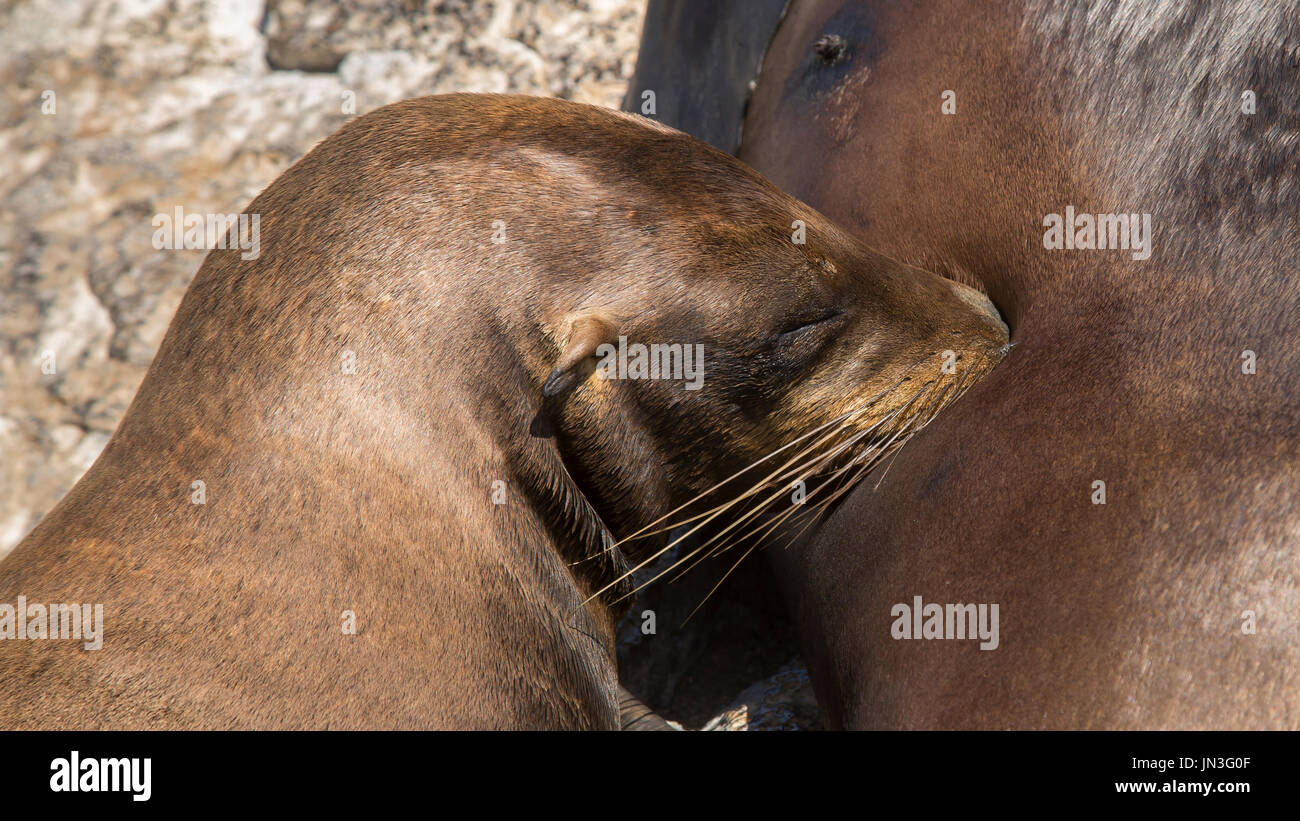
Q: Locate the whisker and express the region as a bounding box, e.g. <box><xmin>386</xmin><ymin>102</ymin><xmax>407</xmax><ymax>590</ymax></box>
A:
<box><xmin>681</xmin><ymin>542</ymin><xmax>760</xmax><ymax>625</ymax></box>
<box><xmin>611</xmin><ymin>351</ymin><xmax>947</xmax><ymax>549</ymax></box>
<box><xmin>574</xmin><ymin>350</ymin><xmax>958</xmax><ymax>610</ymax></box>
<box><xmin>679</xmin><ymin>376</ymin><xmax>945</xmax><ymax>565</ymax></box>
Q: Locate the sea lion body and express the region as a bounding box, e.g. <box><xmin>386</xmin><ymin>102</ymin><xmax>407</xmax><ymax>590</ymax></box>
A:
<box><xmin>0</xmin><ymin>94</ymin><xmax>1007</xmax><ymax>729</ymax></box>
<box><xmin>692</xmin><ymin>0</ymin><xmax>1298</xmax><ymax>728</ymax></box>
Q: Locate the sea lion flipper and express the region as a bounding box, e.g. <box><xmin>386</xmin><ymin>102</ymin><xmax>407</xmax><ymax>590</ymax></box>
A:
<box><xmin>617</xmin><ymin>686</ymin><xmax>679</xmax><ymax>731</ymax></box>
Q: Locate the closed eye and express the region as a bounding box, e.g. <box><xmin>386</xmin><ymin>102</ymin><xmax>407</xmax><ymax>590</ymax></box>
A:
<box><xmin>776</xmin><ymin>307</ymin><xmax>846</xmax><ymax>341</ymax></box>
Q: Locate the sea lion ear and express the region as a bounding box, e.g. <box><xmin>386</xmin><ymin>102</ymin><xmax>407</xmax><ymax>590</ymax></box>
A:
<box><xmin>542</xmin><ymin>312</ymin><xmax>619</xmax><ymax>399</ymax></box>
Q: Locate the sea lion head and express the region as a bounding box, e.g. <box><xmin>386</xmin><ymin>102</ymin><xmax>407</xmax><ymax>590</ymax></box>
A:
<box><xmin>160</xmin><ymin>94</ymin><xmax>1006</xmax><ymax>599</ymax></box>
<box><xmin>521</xmin><ymin>103</ymin><xmax>1010</xmax><ymax>562</ymax></box>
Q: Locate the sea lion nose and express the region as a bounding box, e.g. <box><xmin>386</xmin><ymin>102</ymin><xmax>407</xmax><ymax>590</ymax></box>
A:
<box><xmin>944</xmin><ymin>279</ymin><xmax>1006</xmax><ymax>333</ymax></box>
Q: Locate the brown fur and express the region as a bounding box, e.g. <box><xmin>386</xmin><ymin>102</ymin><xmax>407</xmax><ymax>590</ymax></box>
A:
<box><xmin>0</xmin><ymin>94</ymin><xmax>1006</xmax><ymax>729</ymax></box>
<box><xmin>736</xmin><ymin>0</ymin><xmax>1300</xmax><ymax>728</ymax></box>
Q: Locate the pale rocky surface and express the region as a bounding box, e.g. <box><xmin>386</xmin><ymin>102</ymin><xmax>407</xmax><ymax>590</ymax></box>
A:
<box><xmin>0</xmin><ymin>0</ymin><xmax>816</xmax><ymax>730</ymax></box>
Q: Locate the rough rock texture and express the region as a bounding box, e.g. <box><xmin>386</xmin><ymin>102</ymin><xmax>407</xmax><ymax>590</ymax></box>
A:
<box><xmin>702</xmin><ymin>660</ymin><xmax>823</xmax><ymax>731</ymax></box>
<box><xmin>0</xmin><ymin>0</ymin><xmax>816</xmax><ymax>730</ymax></box>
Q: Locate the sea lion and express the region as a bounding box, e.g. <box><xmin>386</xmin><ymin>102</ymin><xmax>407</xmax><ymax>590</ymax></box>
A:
<box><xmin>703</xmin><ymin>0</ymin><xmax>1297</xmax><ymax>728</ymax></box>
<box><xmin>0</xmin><ymin>93</ymin><xmax>1008</xmax><ymax>729</ymax></box>
<box><xmin>621</xmin><ymin>0</ymin><xmax>790</xmax><ymax>155</ymax></box>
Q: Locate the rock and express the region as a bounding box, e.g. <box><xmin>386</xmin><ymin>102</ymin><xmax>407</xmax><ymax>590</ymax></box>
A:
<box><xmin>702</xmin><ymin>660</ymin><xmax>824</xmax><ymax>731</ymax></box>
